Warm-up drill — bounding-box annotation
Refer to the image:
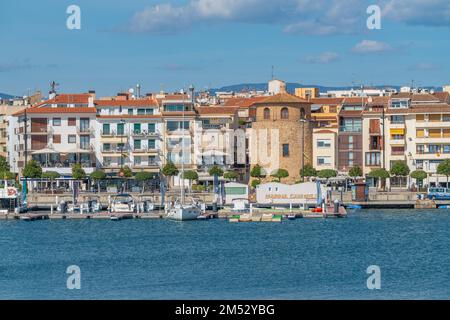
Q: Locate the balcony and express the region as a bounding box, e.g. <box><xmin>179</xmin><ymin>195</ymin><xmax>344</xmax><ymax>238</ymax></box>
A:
<box><xmin>100</xmin><ymin>129</ymin><xmax>129</xmax><ymax>137</ymax></box>
<box><xmin>77</xmin><ymin>127</ymin><xmax>95</xmax><ymax>135</ymax></box>
<box><xmin>132</xmin><ymin>148</ymin><xmax>159</xmax><ymax>155</ymax></box>
<box><xmin>30</xmin><ymin>127</ymin><xmax>53</xmax><ymax>134</ymax></box>
<box><xmin>131</xmin><ymin>130</ymin><xmax>160</xmax><ymax>137</ymax></box>
<box><xmin>390</xmin><ymin>139</ymin><xmax>405</xmax><ymax>145</ymax></box>
<box><xmin>339</xmin><ymin>126</ymin><xmax>362</xmax><ymax>133</ymax></box>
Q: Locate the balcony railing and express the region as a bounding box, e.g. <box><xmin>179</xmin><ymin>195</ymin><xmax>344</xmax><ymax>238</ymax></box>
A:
<box><xmin>100</xmin><ymin>130</ymin><xmax>129</xmax><ymax>136</ymax></box>
<box><xmin>339</xmin><ymin>126</ymin><xmax>362</xmax><ymax>133</ymax></box>
<box><xmin>131</xmin><ymin>130</ymin><xmax>159</xmax><ymax>137</ymax></box>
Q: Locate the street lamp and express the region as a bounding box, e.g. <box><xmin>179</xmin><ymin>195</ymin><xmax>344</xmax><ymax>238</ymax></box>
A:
<box><xmin>300</xmin><ymin>118</ymin><xmax>307</xmax><ymax>182</ymax></box>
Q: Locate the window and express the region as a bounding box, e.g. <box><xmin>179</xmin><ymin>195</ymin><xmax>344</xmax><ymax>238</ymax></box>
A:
<box><xmin>348</xmin><ymin>152</ymin><xmax>354</xmax><ymax>160</ymax></box>
<box><xmin>134</xmin><ymin>156</ymin><xmax>141</xmax><ymax>165</ymax></box>
<box><xmin>429</xmin><ymin>145</ymin><xmax>441</xmax><ymax>154</ymax></box>
<box><xmin>68</xmin><ymin>118</ymin><xmax>76</xmax><ymax>126</ymax></box>
<box><xmin>103</xmin><ymin>143</ymin><xmax>111</xmax><ymax>152</ymax></box>
<box><xmin>117</xmin><ymin>143</ymin><xmax>125</xmax><ymax>152</ymax></box>
<box><xmin>365</xmin><ymin>152</ymin><xmax>381</xmax><ymax>166</ymax></box>
<box><xmin>163</xmin><ymin>104</ymin><xmax>185</xmax><ymax>112</ymax></box>
<box><xmin>416</xmin><ymin>145</ymin><xmax>425</xmax><ymax>154</ymax></box>
<box><xmin>148</xmin><ymin>123</ymin><xmax>156</xmax><ymax>132</ymax></box>
<box><xmin>317</xmin><ymin>156</ymin><xmax>331</xmax><ymax>165</ymax></box>
<box><xmin>443</xmin><ymin>145</ymin><xmax>450</xmax><ymax>154</ymax></box>
<box><xmin>317</xmin><ymin>139</ymin><xmax>331</xmax><ymax>148</ymax></box>
<box><xmin>134</xmin><ymin>139</ymin><xmax>141</xmax><ymax>150</ymax></box>
<box><xmin>340</xmin><ymin>118</ymin><xmax>362</xmax><ymax>132</ymax></box>
<box><xmin>282</xmin><ymin>144</ymin><xmax>289</xmax><ymax>157</ymax></box>
<box><xmin>80</xmin><ymin>118</ymin><xmax>90</xmax><ymax>133</ymax></box>
<box><xmin>167</xmin><ymin>121</ymin><xmax>189</xmax><ymax>131</ymax></box>
<box><xmin>263</xmin><ymin>108</ymin><xmax>270</xmax><ymax>120</ymax></box>
<box><xmin>103</xmin><ymin>123</ymin><xmax>110</xmax><ymax>134</ymax></box>
<box><xmin>391</xmin><ymin>134</ymin><xmax>404</xmax><ymax>140</ymax></box>
<box><xmin>68</xmin><ymin>135</ymin><xmax>76</xmax><ymax>144</ymax></box>
<box><xmin>429</xmin><ymin>114</ymin><xmax>441</xmax><ymax>122</ymax></box>
<box><xmin>391</xmin><ymin>146</ymin><xmax>405</xmax><ymax>155</ymax></box>
<box><xmin>117</xmin><ymin>123</ymin><xmax>125</xmax><ymax>135</ymax></box>
<box><xmin>429</xmin><ymin>129</ymin><xmax>441</xmax><ymax>138</ymax></box>
<box><xmin>281</xmin><ymin>107</ymin><xmax>289</xmax><ymax>119</ymax></box>
<box><xmin>390</xmin><ymin>115</ymin><xmax>404</xmax><ymax>124</ymax></box>
<box><xmin>148</xmin><ymin>155</ymin><xmax>156</xmax><ymax>164</ymax></box>
<box><xmin>134</xmin><ymin>123</ymin><xmax>141</xmax><ymax>134</ymax></box>
<box><xmin>137</xmin><ymin>109</ymin><xmax>145</xmax><ymax>115</ymax></box>
<box><xmin>146</xmin><ymin>109</ymin><xmax>154</xmax><ymax>115</ymax></box>
<box><xmin>390</xmin><ymin>99</ymin><xmax>409</xmax><ymax>109</ymax></box>
<box><xmin>148</xmin><ymin>139</ymin><xmax>156</xmax><ymax>149</ymax></box>
<box><xmin>53</xmin><ymin>135</ymin><xmax>61</xmax><ymax>144</ymax></box>
<box><xmin>80</xmin><ymin>136</ymin><xmax>90</xmax><ymax>150</ymax></box>
<box><xmin>443</xmin><ymin>114</ymin><xmax>450</xmax><ymax>122</ymax></box>
<box><xmin>128</xmin><ymin>109</ymin><xmax>133</xmax><ymax>115</ymax></box>
<box><xmin>416</xmin><ymin>114</ymin><xmax>425</xmax><ymax>122</ymax></box>
<box><xmin>416</xmin><ymin>129</ymin><xmax>424</xmax><ymax>138</ymax></box>
<box><xmin>52</xmin><ymin>118</ymin><xmax>61</xmax><ymax>126</ymax></box>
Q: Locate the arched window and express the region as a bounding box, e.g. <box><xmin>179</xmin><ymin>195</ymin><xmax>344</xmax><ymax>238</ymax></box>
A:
<box><xmin>281</xmin><ymin>107</ymin><xmax>289</xmax><ymax>119</ymax></box>
<box><xmin>263</xmin><ymin>108</ymin><xmax>270</xmax><ymax>120</ymax></box>
<box><xmin>300</xmin><ymin>108</ymin><xmax>306</xmax><ymax>120</ymax></box>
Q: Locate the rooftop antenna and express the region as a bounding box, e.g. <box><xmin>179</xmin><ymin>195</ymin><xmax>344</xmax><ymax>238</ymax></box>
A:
<box><xmin>271</xmin><ymin>65</ymin><xmax>274</xmax><ymax>80</ymax></box>
<box><xmin>50</xmin><ymin>81</ymin><xmax>59</xmax><ymax>94</ymax></box>
<box><xmin>136</xmin><ymin>84</ymin><xmax>141</xmax><ymax>98</ymax></box>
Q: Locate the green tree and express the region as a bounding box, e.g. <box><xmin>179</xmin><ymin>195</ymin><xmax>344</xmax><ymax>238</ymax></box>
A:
<box><xmin>348</xmin><ymin>166</ymin><xmax>363</xmax><ymax>178</ymax></box>
<box><xmin>162</xmin><ymin>162</ymin><xmax>179</xmax><ymax>188</ymax></box>
<box><xmin>271</xmin><ymin>169</ymin><xmax>289</xmax><ymax>182</ymax></box>
<box><xmin>1</xmin><ymin>170</ymin><xmax>15</xmax><ymax>180</ymax></box>
<box><xmin>368</xmin><ymin>168</ymin><xmax>390</xmax><ymax>190</ymax></box>
<box><xmin>410</xmin><ymin>170</ymin><xmax>427</xmax><ymax>189</ymax></box>
<box><xmin>437</xmin><ymin>159</ymin><xmax>450</xmax><ymax>186</ymax></box>
<box><xmin>42</xmin><ymin>171</ymin><xmax>60</xmax><ymax>194</ymax></box>
<box><xmin>120</xmin><ymin>165</ymin><xmax>133</xmax><ymax>178</ymax></box>
<box><xmin>300</xmin><ymin>164</ymin><xmax>317</xmax><ymax>181</ymax></box>
<box><xmin>250</xmin><ymin>164</ymin><xmax>265</xmax><ymax>178</ymax></box>
<box><xmin>90</xmin><ymin>170</ymin><xmax>106</xmax><ymax>193</ymax></box>
<box><xmin>223</xmin><ymin>171</ymin><xmax>238</xmax><ymax>181</ymax></box>
<box><xmin>390</xmin><ymin>161</ymin><xmax>410</xmax><ymax>188</ymax></box>
<box><xmin>251</xmin><ymin>179</ymin><xmax>261</xmax><ymax>189</ymax></box>
<box><xmin>0</xmin><ymin>156</ymin><xmax>9</xmax><ymax>172</ymax></box>
<box><xmin>208</xmin><ymin>165</ymin><xmax>224</xmax><ymax>177</ymax></box>
<box><xmin>135</xmin><ymin>171</ymin><xmax>154</xmax><ymax>193</ymax></box>
<box><xmin>22</xmin><ymin>160</ymin><xmax>42</xmax><ymax>178</ymax></box>
<box><xmin>72</xmin><ymin>164</ymin><xmax>86</xmax><ymax>180</ymax></box>
<box><xmin>182</xmin><ymin>170</ymin><xmax>198</xmax><ymax>192</ymax></box>
<box><xmin>317</xmin><ymin>169</ymin><xmax>337</xmax><ymax>179</ymax></box>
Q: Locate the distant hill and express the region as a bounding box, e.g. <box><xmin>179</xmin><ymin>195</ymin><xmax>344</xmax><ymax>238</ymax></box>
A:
<box><xmin>0</xmin><ymin>92</ymin><xmax>16</xmax><ymax>100</ymax></box>
<box><xmin>210</xmin><ymin>83</ymin><xmax>442</xmax><ymax>94</ymax></box>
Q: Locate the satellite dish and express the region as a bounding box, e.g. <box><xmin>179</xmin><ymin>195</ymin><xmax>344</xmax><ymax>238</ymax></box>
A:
<box><xmin>128</xmin><ymin>88</ymin><xmax>134</xmax><ymax>94</ymax></box>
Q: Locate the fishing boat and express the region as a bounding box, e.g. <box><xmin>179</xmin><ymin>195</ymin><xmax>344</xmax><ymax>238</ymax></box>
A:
<box><xmin>80</xmin><ymin>196</ymin><xmax>102</xmax><ymax>213</ymax></box>
<box><xmin>109</xmin><ymin>194</ymin><xmax>136</xmax><ymax>213</ymax></box>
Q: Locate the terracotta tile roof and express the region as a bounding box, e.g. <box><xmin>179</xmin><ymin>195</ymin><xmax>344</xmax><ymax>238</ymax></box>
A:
<box><xmin>433</xmin><ymin>92</ymin><xmax>450</xmax><ymax>103</ymax></box>
<box><xmin>196</xmin><ymin>106</ymin><xmax>239</xmax><ymax>116</ymax></box>
<box><xmin>95</xmin><ymin>99</ymin><xmax>158</xmax><ymax>107</ymax></box>
<box><xmin>256</xmin><ymin>93</ymin><xmax>311</xmax><ymax>104</ymax></box>
<box><xmin>31</xmin><ymin>93</ymin><xmax>92</xmax><ymax>109</ymax></box>
<box><xmin>14</xmin><ymin>107</ymin><xmax>96</xmax><ymax>116</ymax></box>
<box><xmin>341</xmin><ymin>97</ymin><xmax>368</xmax><ymax>105</ymax></box>
<box><xmin>310</xmin><ymin>97</ymin><xmax>344</xmax><ymax>105</ymax></box>
<box><xmin>223</xmin><ymin>96</ymin><xmax>267</xmax><ymax>108</ymax></box>
<box><xmin>391</xmin><ymin>92</ymin><xmax>440</xmax><ymax>102</ymax></box>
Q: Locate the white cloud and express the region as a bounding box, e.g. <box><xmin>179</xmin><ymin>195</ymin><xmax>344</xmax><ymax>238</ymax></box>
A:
<box><xmin>127</xmin><ymin>0</ymin><xmax>450</xmax><ymax>35</ymax></box>
<box><xmin>352</xmin><ymin>40</ymin><xmax>392</xmax><ymax>53</ymax></box>
<box><xmin>304</xmin><ymin>52</ymin><xmax>340</xmax><ymax>64</ymax></box>
<box><xmin>381</xmin><ymin>0</ymin><xmax>450</xmax><ymax>26</ymax></box>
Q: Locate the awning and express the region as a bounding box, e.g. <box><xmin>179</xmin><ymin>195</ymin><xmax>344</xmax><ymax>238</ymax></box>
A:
<box><xmin>390</xmin><ymin>128</ymin><xmax>405</xmax><ymax>135</ymax></box>
<box><xmin>199</xmin><ymin>150</ymin><xmax>227</xmax><ymax>156</ymax></box>
<box><xmin>32</xmin><ymin>148</ymin><xmax>58</xmax><ymax>155</ymax></box>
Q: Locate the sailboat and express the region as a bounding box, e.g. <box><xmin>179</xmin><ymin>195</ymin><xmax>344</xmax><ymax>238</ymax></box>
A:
<box><xmin>166</xmin><ymin>87</ymin><xmax>202</xmax><ymax>221</ymax></box>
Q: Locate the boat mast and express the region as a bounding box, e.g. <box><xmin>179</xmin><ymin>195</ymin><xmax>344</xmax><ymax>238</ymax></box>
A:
<box><xmin>180</xmin><ymin>92</ymin><xmax>185</xmax><ymax>205</ymax></box>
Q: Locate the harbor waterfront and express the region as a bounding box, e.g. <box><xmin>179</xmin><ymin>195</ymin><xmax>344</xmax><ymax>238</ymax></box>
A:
<box><xmin>0</xmin><ymin>209</ymin><xmax>449</xmax><ymax>300</ymax></box>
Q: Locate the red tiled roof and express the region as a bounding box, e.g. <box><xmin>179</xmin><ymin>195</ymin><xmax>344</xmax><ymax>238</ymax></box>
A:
<box><xmin>14</xmin><ymin>107</ymin><xmax>96</xmax><ymax>116</ymax></box>
<box><xmin>31</xmin><ymin>93</ymin><xmax>92</xmax><ymax>109</ymax></box>
<box><xmin>223</xmin><ymin>96</ymin><xmax>267</xmax><ymax>108</ymax></box>
<box><xmin>314</xmin><ymin>129</ymin><xmax>336</xmax><ymax>134</ymax></box>
<box><xmin>95</xmin><ymin>99</ymin><xmax>158</xmax><ymax>107</ymax></box>
<box><xmin>341</xmin><ymin>97</ymin><xmax>368</xmax><ymax>105</ymax></box>
<box><xmin>196</xmin><ymin>106</ymin><xmax>238</xmax><ymax>116</ymax></box>
<box><xmin>256</xmin><ymin>93</ymin><xmax>311</xmax><ymax>104</ymax></box>
<box><xmin>433</xmin><ymin>92</ymin><xmax>449</xmax><ymax>103</ymax></box>
<box><xmin>310</xmin><ymin>97</ymin><xmax>344</xmax><ymax>105</ymax></box>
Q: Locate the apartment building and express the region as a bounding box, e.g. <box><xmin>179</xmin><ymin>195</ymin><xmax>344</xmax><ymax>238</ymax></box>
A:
<box><xmin>337</xmin><ymin>98</ymin><xmax>367</xmax><ymax>173</ymax></box>
<box><xmin>12</xmin><ymin>92</ymin><xmax>97</xmax><ymax>176</ymax></box>
<box><xmin>385</xmin><ymin>93</ymin><xmax>450</xmax><ymax>188</ymax></box>
<box><xmin>94</xmin><ymin>93</ymin><xmax>162</xmax><ymax>175</ymax></box>
<box><xmin>194</xmin><ymin>106</ymin><xmax>240</xmax><ymax>182</ymax></box>
<box><xmin>310</xmin><ymin>98</ymin><xmax>342</xmax><ymax>171</ymax></box>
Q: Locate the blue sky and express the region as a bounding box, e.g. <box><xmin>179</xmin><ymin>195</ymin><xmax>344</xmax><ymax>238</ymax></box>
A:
<box><xmin>0</xmin><ymin>0</ymin><xmax>449</xmax><ymax>96</ymax></box>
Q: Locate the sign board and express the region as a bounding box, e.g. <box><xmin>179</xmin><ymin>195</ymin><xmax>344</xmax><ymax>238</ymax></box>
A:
<box><xmin>256</xmin><ymin>182</ymin><xmax>326</xmax><ymax>205</ymax></box>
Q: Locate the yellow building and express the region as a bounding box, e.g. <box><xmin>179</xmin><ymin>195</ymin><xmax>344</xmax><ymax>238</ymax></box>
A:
<box><xmin>443</xmin><ymin>85</ymin><xmax>450</xmax><ymax>94</ymax></box>
<box><xmin>294</xmin><ymin>87</ymin><xmax>319</xmax><ymax>100</ymax></box>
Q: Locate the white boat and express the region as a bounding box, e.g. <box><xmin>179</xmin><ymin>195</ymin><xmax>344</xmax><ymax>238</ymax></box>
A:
<box><xmin>165</xmin><ymin>94</ymin><xmax>202</xmax><ymax>221</ymax></box>
<box><xmin>167</xmin><ymin>201</ymin><xmax>202</xmax><ymax>221</ymax></box>
<box><xmin>109</xmin><ymin>194</ymin><xmax>136</xmax><ymax>213</ymax></box>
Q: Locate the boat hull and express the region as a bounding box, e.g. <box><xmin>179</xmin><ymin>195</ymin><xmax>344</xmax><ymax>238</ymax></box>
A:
<box><xmin>167</xmin><ymin>206</ymin><xmax>201</xmax><ymax>221</ymax></box>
